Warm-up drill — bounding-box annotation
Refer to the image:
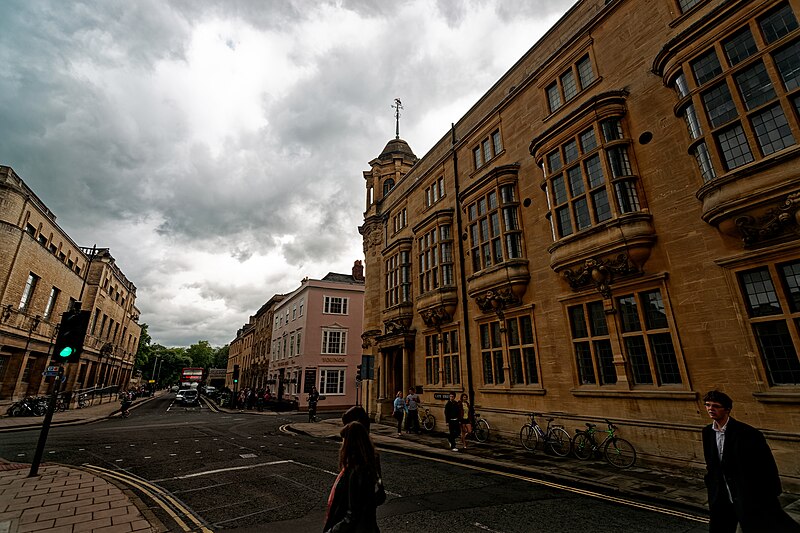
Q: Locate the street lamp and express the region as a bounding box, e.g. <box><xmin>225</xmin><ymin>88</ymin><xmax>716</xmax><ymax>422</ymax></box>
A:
<box><xmin>154</xmin><ymin>358</ymin><xmax>163</xmax><ymax>387</ymax></box>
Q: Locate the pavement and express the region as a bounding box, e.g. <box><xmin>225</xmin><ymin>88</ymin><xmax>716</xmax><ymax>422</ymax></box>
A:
<box><xmin>0</xmin><ymin>396</ymin><xmax>798</xmax><ymax>532</ymax></box>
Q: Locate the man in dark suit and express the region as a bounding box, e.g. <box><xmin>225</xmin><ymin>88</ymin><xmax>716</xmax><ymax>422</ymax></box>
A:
<box><xmin>702</xmin><ymin>390</ymin><xmax>800</xmax><ymax>533</ymax></box>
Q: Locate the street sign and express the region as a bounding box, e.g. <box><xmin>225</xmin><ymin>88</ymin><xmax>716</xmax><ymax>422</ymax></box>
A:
<box><xmin>148</xmin><ymin>379</ymin><xmax>155</xmax><ymax>383</ymax></box>
<box><xmin>43</xmin><ymin>365</ymin><xmax>61</xmax><ymax>377</ymax></box>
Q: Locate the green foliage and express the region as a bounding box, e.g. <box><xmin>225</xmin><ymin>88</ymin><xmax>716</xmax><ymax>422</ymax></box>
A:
<box><xmin>186</xmin><ymin>340</ymin><xmax>215</xmax><ymax>368</ymax></box>
<box><xmin>212</xmin><ymin>345</ymin><xmax>229</xmax><ymax>368</ymax></box>
<box><xmin>132</xmin><ymin>329</ymin><xmax>231</xmax><ymax>385</ymax></box>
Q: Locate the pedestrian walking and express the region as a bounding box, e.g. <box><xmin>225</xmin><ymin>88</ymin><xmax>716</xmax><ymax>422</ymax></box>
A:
<box><xmin>444</xmin><ymin>392</ymin><xmax>461</xmax><ymax>451</ymax></box>
<box><xmin>308</xmin><ymin>386</ymin><xmax>320</xmax><ymax>422</ymax></box>
<box><xmin>459</xmin><ymin>393</ymin><xmax>474</xmax><ymax>449</ymax></box>
<box><xmin>391</xmin><ymin>391</ymin><xmax>405</xmax><ymax>437</ymax></box>
<box><xmin>323</xmin><ymin>421</ymin><xmax>381</xmax><ymax>533</ymax></box>
<box><xmin>405</xmin><ymin>388</ymin><xmax>421</xmax><ymax>434</ymax></box>
<box><xmin>702</xmin><ymin>390</ymin><xmax>800</xmax><ymax>533</ymax></box>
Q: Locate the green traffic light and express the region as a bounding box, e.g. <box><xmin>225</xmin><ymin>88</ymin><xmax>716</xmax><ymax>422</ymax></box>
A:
<box><xmin>59</xmin><ymin>346</ymin><xmax>74</xmax><ymax>358</ymax></box>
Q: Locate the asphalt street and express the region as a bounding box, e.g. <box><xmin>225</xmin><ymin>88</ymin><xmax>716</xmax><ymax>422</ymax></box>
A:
<box><xmin>0</xmin><ymin>393</ymin><xmax>708</xmax><ymax>532</ymax></box>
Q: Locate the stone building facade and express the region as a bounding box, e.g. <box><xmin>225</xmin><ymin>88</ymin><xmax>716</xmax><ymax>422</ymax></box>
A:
<box><xmin>227</xmin><ymin>294</ymin><xmax>285</xmax><ymax>391</ymax></box>
<box><xmin>360</xmin><ymin>0</ymin><xmax>800</xmax><ymax>482</ymax></box>
<box><xmin>0</xmin><ymin>166</ymin><xmax>141</xmax><ymax>402</ymax></box>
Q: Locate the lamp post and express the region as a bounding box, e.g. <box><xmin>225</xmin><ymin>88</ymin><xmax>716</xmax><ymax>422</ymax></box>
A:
<box><xmin>154</xmin><ymin>358</ymin><xmax>163</xmax><ymax>387</ymax></box>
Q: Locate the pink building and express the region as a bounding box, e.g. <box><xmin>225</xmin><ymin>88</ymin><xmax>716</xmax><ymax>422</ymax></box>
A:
<box><xmin>268</xmin><ymin>262</ymin><xmax>365</xmax><ymax>411</ymax></box>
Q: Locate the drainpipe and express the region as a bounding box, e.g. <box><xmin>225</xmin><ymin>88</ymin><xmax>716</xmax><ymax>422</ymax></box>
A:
<box><xmin>450</xmin><ymin>123</ymin><xmax>476</xmax><ymax>406</ymax></box>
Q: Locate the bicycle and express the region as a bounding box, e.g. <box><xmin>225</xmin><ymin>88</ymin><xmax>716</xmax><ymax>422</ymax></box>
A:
<box><xmin>573</xmin><ymin>418</ymin><xmax>637</xmax><ymax>468</ymax></box>
<box><xmin>77</xmin><ymin>394</ymin><xmax>89</xmax><ymax>409</ymax></box>
<box><xmin>419</xmin><ymin>408</ymin><xmax>436</xmax><ymax>432</ymax></box>
<box><xmin>519</xmin><ymin>412</ymin><xmax>571</xmax><ymax>457</ymax></box>
<box><xmin>471</xmin><ymin>413</ymin><xmax>490</xmax><ymax>443</ymax></box>
<box><xmin>54</xmin><ymin>396</ymin><xmax>67</xmax><ymax>412</ymax></box>
<box><xmin>6</xmin><ymin>397</ymin><xmax>45</xmax><ymax>417</ymax></box>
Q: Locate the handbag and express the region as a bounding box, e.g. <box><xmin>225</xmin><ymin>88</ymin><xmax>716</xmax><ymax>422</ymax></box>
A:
<box><xmin>374</xmin><ymin>476</ymin><xmax>386</xmax><ymax>506</ymax></box>
<box><xmin>374</xmin><ymin>453</ymin><xmax>386</xmax><ymax>505</ymax></box>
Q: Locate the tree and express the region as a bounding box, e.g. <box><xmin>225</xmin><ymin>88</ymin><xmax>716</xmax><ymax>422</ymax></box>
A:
<box><xmin>212</xmin><ymin>345</ymin><xmax>229</xmax><ymax>368</ymax></box>
<box><xmin>135</xmin><ymin>324</ymin><xmax>154</xmax><ymax>373</ymax></box>
<box><xmin>186</xmin><ymin>340</ymin><xmax>215</xmax><ymax>369</ymax></box>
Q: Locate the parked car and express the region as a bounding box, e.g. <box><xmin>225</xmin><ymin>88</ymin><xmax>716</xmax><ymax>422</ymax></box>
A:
<box><xmin>180</xmin><ymin>389</ymin><xmax>199</xmax><ymax>406</ymax></box>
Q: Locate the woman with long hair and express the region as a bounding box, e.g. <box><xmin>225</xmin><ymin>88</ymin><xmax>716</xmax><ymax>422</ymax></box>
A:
<box><xmin>323</xmin><ymin>421</ymin><xmax>381</xmax><ymax>533</ymax></box>
<box><xmin>459</xmin><ymin>393</ymin><xmax>474</xmax><ymax>449</ymax></box>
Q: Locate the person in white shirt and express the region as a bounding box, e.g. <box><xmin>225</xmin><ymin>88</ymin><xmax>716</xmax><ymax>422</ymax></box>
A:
<box><xmin>701</xmin><ymin>390</ymin><xmax>799</xmax><ymax>533</ymax></box>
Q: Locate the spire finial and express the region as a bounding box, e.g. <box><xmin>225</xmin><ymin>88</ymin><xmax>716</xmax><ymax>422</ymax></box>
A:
<box><xmin>392</xmin><ymin>98</ymin><xmax>403</xmax><ymax>139</ymax></box>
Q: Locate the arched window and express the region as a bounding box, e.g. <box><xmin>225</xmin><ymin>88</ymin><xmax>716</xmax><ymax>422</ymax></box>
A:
<box><xmin>383</xmin><ymin>178</ymin><xmax>395</xmax><ymax>196</ymax></box>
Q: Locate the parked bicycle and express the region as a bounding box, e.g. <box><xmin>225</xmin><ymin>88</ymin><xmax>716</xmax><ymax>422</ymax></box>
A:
<box><xmin>77</xmin><ymin>394</ymin><xmax>89</xmax><ymax>409</ymax></box>
<box><xmin>52</xmin><ymin>395</ymin><xmax>68</xmax><ymax>412</ymax></box>
<box><xmin>519</xmin><ymin>412</ymin><xmax>571</xmax><ymax>456</ymax></box>
<box><xmin>419</xmin><ymin>408</ymin><xmax>436</xmax><ymax>432</ymax></box>
<box><xmin>6</xmin><ymin>396</ymin><xmax>46</xmax><ymax>417</ymax></box>
<box><xmin>573</xmin><ymin>418</ymin><xmax>636</xmax><ymax>468</ymax></box>
<box><xmin>471</xmin><ymin>413</ymin><xmax>490</xmax><ymax>443</ymax></box>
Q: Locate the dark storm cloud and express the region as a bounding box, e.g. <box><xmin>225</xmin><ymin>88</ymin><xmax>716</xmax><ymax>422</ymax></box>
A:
<box><xmin>1</xmin><ymin>0</ymin><xmax>575</xmax><ymax>346</ymax></box>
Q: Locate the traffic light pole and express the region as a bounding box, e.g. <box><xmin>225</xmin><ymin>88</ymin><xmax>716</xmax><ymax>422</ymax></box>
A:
<box><xmin>29</xmin><ymin>366</ymin><xmax>63</xmax><ymax>477</ymax></box>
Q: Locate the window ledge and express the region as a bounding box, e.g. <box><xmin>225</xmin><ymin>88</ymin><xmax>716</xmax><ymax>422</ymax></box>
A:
<box><xmin>478</xmin><ymin>387</ymin><xmax>546</xmax><ymax>395</ymax></box>
<box><xmin>570</xmin><ymin>388</ymin><xmax>697</xmax><ymax>400</ymax></box>
<box><xmin>752</xmin><ymin>390</ymin><xmax>800</xmax><ymax>404</ymax></box>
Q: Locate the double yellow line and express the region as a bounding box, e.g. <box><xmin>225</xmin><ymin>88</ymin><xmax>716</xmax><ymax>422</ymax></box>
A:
<box><xmin>82</xmin><ymin>464</ymin><xmax>214</xmax><ymax>532</ymax></box>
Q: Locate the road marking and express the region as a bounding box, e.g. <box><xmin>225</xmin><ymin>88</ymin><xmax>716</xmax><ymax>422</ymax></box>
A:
<box><xmin>239</xmin><ymin>453</ymin><xmax>257</xmax><ymax>458</ymax></box>
<box><xmin>82</xmin><ymin>464</ymin><xmax>212</xmax><ymax>533</ymax></box>
<box><xmin>379</xmin><ymin>448</ymin><xmax>708</xmax><ymax>523</ymax></box>
<box><xmin>474</xmin><ymin>522</ymin><xmax>504</xmax><ymax>532</ymax></box>
<box><xmin>151</xmin><ymin>460</ymin><xmax>293</xmax><ymax>482</ymax></box>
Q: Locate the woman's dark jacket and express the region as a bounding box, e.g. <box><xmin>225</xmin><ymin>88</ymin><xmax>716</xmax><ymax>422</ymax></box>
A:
<box><xmin>323</xmin><ymin>465</ymin><xmax>379</xmax><ymax>533</ymax></box>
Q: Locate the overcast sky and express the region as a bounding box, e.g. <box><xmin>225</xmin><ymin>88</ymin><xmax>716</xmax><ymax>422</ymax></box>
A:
<box><xmin>1</xmin><ymin>0</ymin><xmax>575</xmax><ymax>347</ymax></box>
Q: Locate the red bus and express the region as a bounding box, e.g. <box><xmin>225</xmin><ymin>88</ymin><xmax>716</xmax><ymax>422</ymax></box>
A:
<box><xmin>181</xmin><ymin>368</ymin><xmax>204</xmax><ymax>383</ymax></box>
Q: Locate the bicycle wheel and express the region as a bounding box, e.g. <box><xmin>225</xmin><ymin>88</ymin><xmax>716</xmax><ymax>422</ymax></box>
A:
<box><xmin>8</xmin><ymin>404</ymin><xmax>21</xmax><ymax>417</ymax></box>
<box><xmin>547</xmin><ymin>427</ymin><xmax>572</xmax><ymax>457</ymax></box>
<box><xmin>519</xmin><ymin>424</ymin><xmax>538</xmax><ymax>451</ymax></box>
<box><xmin>474</xmin><ymin>419</ymin><xmax>489</xmax><ymax>442</ymax></box>
<box><xmin>573</xmin><ymin>432</ymin><xmax>594</xmax><ymax>460</ymax></box>
<box><xmin>604</xmin><ymin>437</ymin><xmax>636</xmax><ymax>468</ymax></box>
<box><xmin>422</xmin><ymin>414</ymin><xmax>435</xmax><ymax>432</ymax></box>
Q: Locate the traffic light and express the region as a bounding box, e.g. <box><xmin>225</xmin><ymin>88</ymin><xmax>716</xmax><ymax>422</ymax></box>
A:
<box><xmin>53</xmin><ymin>310</ymin><xmax>91</xmax><ymax>363</ymax></box>
<box><xmin>232</xmin><ymin>364</ymin><xmax>239</xmax><ymax>384</ymax></box>
<box><xmin>356</xmin><ymin>364</ymin><xmax>363</xmax><ymax>382</ymax></box>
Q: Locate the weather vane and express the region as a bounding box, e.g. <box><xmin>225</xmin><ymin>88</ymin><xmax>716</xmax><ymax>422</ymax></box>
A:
<box><xmin>392</xmin><ymin>98</ymin><xmax>403</xmax><ymax>139</ymax></box>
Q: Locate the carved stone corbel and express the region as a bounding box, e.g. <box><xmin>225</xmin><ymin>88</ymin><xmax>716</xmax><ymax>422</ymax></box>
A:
<box><xmin>474</xmin><ymin>287</ymin><xmax>520</xmax><ymax>320</ymax></box>
<box><xmin>361</xmin><ymin>329</ymin><xmax>381</xmax><ymax>349</ymax></box>
<box><xmin>561</xmin><ymin>254</ymin><xmax>639</xmax><ymax>298</ymax></box>
<box><xmin>419</xmin><ymin>306</ymin><xmax>452</xmax><ymax>329</ymax></box>
<box><xmin>735</xmin><ymin>192</ymin><xmax>800</xmax><ymax>246</ymax></box>
<box><xmin>383</xmin><ymin>319</ymin><xmax>408</xmax><ymax>336</ymax></box>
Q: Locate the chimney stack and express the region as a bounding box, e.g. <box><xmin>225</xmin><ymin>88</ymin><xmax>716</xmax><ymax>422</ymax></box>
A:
<box><xmin>352</xmin><ymin>260</ymin><xmax>364</xmax><ymax>281</ymax></box>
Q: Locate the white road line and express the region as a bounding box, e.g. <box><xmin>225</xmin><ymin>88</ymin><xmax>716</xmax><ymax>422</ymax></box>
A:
<box><xmin>151</xmin><ymin>460</ymin><xmax>294</xmax><ymax>482</ymax></box>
